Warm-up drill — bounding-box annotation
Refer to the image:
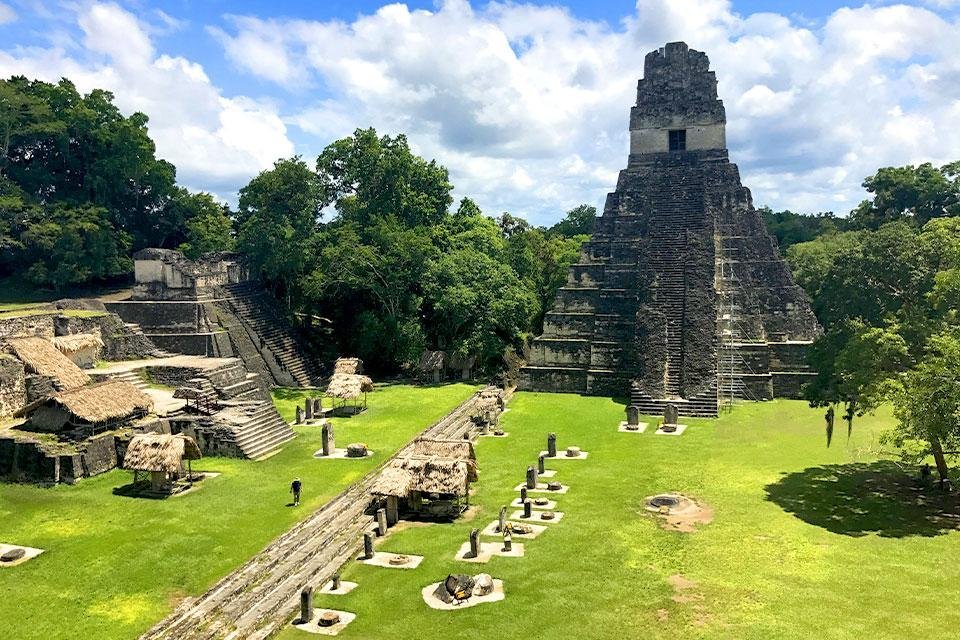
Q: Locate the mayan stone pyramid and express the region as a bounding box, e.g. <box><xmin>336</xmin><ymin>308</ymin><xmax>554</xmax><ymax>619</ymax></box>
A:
<box><xmin>519</xmin><ymin>42</ymin><xmax>820</xmax><ymax>416</ymax></box>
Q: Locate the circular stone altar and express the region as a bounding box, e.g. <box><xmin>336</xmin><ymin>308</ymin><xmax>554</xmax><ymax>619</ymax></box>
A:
<box><xmin>318</xmin><ymin>611</ymin><xmax>341</xmax><ymax>627</ymax></box>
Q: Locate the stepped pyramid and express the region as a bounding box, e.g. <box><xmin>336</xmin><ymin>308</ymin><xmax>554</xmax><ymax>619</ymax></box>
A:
<box><xmin>519</xmin><ymin>42</ymin><xmax>820</xmax><ymax>416</ymax></box>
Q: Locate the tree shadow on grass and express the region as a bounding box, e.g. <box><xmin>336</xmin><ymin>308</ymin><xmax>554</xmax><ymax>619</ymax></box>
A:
<box><xmin>764</xmin><ymin>461</ymin><xmax>960</xmax><ymax>538</ymax></box>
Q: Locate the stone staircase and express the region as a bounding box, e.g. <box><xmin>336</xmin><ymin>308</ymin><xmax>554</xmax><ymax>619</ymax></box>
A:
<box><xmin>221</xmin><ymin>401</ymin><xmax>296</xmax><ymax>460</ymax></box>
<box><xmin>631</xmin><ymin>380</ymin><xmax>719</xmax><ymax>417</ymax></box>
<box><xmin>109</xmin><ymin>370</ymin><xmax>150</xmax><ymax>392</ymax></box>
<box><xmin>218</xmin><ymin>282</ymin><xmax>324</xmax><ymax>388</ymax></box>
<box><xmin>122</xmin><ymin>322</ymin><xmax>176</xmax><ymax>358</ymax></box>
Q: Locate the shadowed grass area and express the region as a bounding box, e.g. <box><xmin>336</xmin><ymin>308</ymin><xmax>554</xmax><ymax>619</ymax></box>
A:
<box><xmin>0</xmin><ymin>383</ymin><xmax>477</xmax><ymax>640</ymax></box>
<box><xmin>273</xmin><ymin>393</ymin><xmax>960</xmax><ymax>640</ymax></box>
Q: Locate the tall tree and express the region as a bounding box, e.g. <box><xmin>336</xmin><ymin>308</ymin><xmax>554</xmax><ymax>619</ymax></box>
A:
<box><xmin>316</xmin><ymin>127</ymin><xmax>452</xmax><ymax>230</ymax></box>
<box><xmin>850</xmin><ymin>162</ymin><xmax>960</xmax><ymax>229</ymax></box>
<box><xmin>548</xmin><ymin>204</ymin><xmax>597</xmax><ymax>238</ymax></box>
<box><xmin>236</xmin><ymin>157</ymin><xmax>320</xmax><ymax>300</ymax></box>
<box><xmin>885</xmin><ymin>329</ymin><xmax>960</xmax><ymax>482</ymax></box>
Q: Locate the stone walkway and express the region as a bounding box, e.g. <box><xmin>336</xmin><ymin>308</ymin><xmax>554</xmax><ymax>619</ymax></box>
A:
<box><xmin>140</xmin><ymin>388</ymin><xmax>495</xmax><ymax>640</ymax></box>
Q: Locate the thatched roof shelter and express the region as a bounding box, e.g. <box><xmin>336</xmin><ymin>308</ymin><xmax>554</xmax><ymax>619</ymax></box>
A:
<box><xmin>51</xmin><ymin>333</ymin><xmax>103</xmax><ymax>354</ymax></box>
<box><xmin>418</xmin><ymin>350</ymin><xmax>447</xmax><ymax>371</ymax></box>
<box><xmin>333</xmin><ymin>357</ymin><xmax>363</xmax><ymax>374</ymax></box>
<box><xmin>411</xmin><ymin>438</ymin><xmax>476</xmax><ymax>463</ymax></box>
<box><xmin>371</xmin><ymin>437</ymin><xmax>478</xmax><ymax>498</ymax></box>
<box><xmin>22</xmin><ymin>380</ymin><xmax>152</xmax><ymax>431</ymax></box>
<box><xmin>371</xmin><ymin>458</ymin><xmax>474</xmax><ymax>498</ymax></box>
<box><xmin>5</xmin><ymin>336</ymin><xmax>90</xmax><ymax>390</ymax></box>
<box><xmin>326</xmin><ymin>373</ymin><xmax>374</xmax><ymax>399</ymax></box>
<box><xmin>123</xmin><ymin>433</ymin><xmax>201</xmax><ymax>473</ymax></box>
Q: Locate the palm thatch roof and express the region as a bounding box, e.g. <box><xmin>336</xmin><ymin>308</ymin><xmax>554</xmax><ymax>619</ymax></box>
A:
<box><xmin>418</xmin><ymin>350</ymin><xmax>447</xmax><ymax>371</ymax></box>
<box><xmin>411</xmin><ymin>438</ymin><xmax>476</xmax><ymax>463</ymax></box>
<box><xmin>51</xmin><ymin>333</ymin><xmax>104</xmax><ymax>354</ymax></box>
<box><xmin>5</xmin><ymin>336</ymin><xmax>90</xmax><ymax>389</ymax></box>
<box><xmin>24</xmin><ymin>380</ymin><xmax>152</xmax><ymax>423</ymax></box>
<box><xmin>371</xmin><ymin>457</ymin><xmax>474</xmax><ymax>497</ymax></box>
<box><xmin>371</xmin><ymin>437</ymin><xmax>478</xmax><ymax>497</ymax></box>
<box><xmin>123</xmin><ymin>433</ymin><xmax>201</xmax><ymax>473</ymax></box>
<box><xmin>333</xmin><ymin>357</ymin><xmax>363</xmax><ymax>374</ymax></box>
<box><xmin>326</xmin><ymin>373</ymin><xmax>374</xmax><ymax>399</ymax></box>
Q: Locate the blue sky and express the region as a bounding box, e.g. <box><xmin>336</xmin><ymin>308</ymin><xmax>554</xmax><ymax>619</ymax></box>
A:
<box><xmin>2</xmin><ymin>0</ymin><xmax>959</xmax><ymax>225</ymax></box>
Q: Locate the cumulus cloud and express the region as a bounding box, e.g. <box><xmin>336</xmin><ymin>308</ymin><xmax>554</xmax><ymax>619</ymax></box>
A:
<box><xmin>0</xmin><ymin>2</ymin><xmax>294</xmax><ymax>199</ymax></box>
<box><xmin>0</xmin><ymin>2</ymin><xmax>15</xmax><ymax>25</ymax></box>
<box><xmin>210</xmin><ymin>0</ymin><xmax>960</xmax><ymax>223</ymax></box>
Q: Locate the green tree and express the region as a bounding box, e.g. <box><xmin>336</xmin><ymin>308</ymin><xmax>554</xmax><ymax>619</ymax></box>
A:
<box><xmin>760</xmin><ymin>207</ymin><xmax>843</xmax><ymax>253</ymax></box>
<box><xmin>850</xmin><ymin>162</ymin><xmax>960</xmax><ymax>229</ymax></box>
<box><xmin>548</xmin><ymin>204</ymin><xmax>597</xmax><ymax>237</ymax></box>
<box><xmin>175</xmin><ymin>191</ymin><xmax>234</xmax><ymax>259</ymax></box>
<box><xmin>316</xmin><ymin>128</ymin><xmax>452</xmax><ymax>229</ymax></box>
<box><xmin>236</xmin><ymin>157</ymin><xmax>320</xmax><ymax>299</ymax></box>
<box><xmin>19</xmin><ymin>204</ymin><xmax>131</xmax><ymax>289</ymax></box>
<box><xmin>885</xmin><ymin>329</ymin><xmax>960</xmax><ymax>482</ymax></box>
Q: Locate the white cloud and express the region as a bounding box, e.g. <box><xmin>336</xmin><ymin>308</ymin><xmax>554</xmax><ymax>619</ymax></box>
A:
<box><xmin>0</xmin><ymin>2</ymin><xmax>294</xmax><ymax>197</ymax></box>
<box><xmin>0</xmin><ymin>2</ymin><xmax>15</xmax><ymax>24</ymax></box>
<box><xmin>207</xmin><ymin>0</ymin><xmax>960</xmax><ymax>222</ymax></box>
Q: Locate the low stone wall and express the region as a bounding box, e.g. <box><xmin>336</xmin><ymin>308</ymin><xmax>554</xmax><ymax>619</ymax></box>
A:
<box><xmin>0</xmin><ymin>432</ymin><xmax>130</xmax><ymax>484</ymax></box>
<box><xmin>0</xmin><ymin>313</ymin><xmax>56</xmax><ymax>339</ymax></box>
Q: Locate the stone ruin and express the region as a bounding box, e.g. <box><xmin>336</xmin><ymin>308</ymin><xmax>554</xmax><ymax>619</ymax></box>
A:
<box><xmin>104</xmin><ymin>248</ymin><xmax>323</xmax><ymax>388</ymax></box>
<box><xmin>520</xmin><ymin>42</ymin><xmax>820</xmax><ymax>416</ymax></box>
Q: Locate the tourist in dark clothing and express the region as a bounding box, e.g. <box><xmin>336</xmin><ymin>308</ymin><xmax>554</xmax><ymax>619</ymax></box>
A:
<box><xmin>291</xmin><ymin>478</ymin><xmax>302</xmax><ymax>506</ymax></box>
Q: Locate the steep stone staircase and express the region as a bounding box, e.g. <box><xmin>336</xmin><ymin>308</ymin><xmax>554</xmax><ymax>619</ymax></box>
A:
<box><xmin>220</xmin><ymin>401</ymin><xmax>296</xmax><ymax>460</ymax></box>
<box><xmin>218</xmin><ymin>282</ymin><xmax>324</xmax><ymax>388</ymax></box>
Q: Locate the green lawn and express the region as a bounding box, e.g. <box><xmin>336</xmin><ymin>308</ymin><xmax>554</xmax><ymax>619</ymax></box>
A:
<box><xmin>273</xmin><ymin>393</ymin><xmax>960</xmax><ymax>640</ymax></box>
<box><xmin>0</xmin><ymin>383</ymin><xmax>478</xmax><ymax>640</ymax></box>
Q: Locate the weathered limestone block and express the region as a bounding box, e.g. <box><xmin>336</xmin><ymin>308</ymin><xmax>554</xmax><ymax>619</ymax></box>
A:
<box><xmin>0</xmin><ymin>355</ymin><xmax>26</xmax><ymax>418</ymax></box>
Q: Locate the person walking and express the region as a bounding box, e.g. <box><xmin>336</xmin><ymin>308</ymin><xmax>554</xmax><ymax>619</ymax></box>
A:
<box><xmin>290</xmin><ymin>477</ymin><xmax>302</xmax><ymax>506</ymax></box>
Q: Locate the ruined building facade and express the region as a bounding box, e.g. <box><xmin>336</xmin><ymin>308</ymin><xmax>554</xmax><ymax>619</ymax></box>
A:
<box><xmin>519</xmin><ymin>42</ymin><xmax>820</xmax><ymax>416</ymax></box>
